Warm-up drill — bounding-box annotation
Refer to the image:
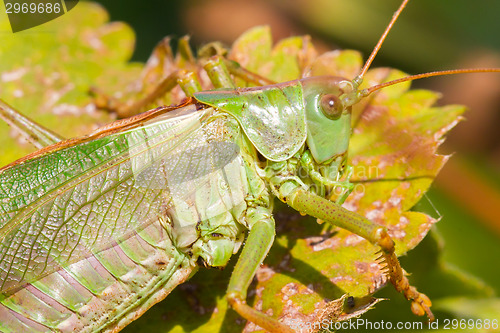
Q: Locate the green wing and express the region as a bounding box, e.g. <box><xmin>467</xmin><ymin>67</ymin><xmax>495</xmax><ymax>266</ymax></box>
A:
<box><xmin>0</xmin><ymin>105</ymin><xmax>245</xmax><ymax>294</ymax></box>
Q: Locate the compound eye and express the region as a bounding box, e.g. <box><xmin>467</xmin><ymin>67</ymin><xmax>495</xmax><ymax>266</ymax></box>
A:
<box><xmin>320</xmin><ymin>94</ymin><xmax>343</xmax><ymax>120</ymax></box>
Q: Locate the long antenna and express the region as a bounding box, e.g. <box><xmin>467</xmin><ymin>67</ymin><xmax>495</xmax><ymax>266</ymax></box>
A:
<box><xmin>357</xmin><ymin>0</ymin><xmax>410</xmax><ymax>79</ymax></box>
<box><xmin>360</xmin><ymin>68</ymin><xmax>500</xmax><ymax>96</ymax></box>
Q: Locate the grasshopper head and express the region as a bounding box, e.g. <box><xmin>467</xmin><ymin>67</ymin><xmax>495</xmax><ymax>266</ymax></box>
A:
<box><xmin>300</xmin><ymin>76</ymin><xmax>360</xmax><ymax>171</ymax></box>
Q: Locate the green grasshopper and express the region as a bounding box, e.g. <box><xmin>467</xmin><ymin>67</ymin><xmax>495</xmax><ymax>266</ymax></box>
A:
<box><xmin>1</xmin><ymin>0</ymin><xmax>499</xmax><ymax>332</ymax></box>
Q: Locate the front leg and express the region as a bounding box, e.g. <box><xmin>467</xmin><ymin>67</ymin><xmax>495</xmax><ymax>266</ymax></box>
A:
<box><xmin>300</xmin><ymin>151</ymin><xmax>354</xmax><ymax>205</ymax></box>
<box><xmin>282</xmin><ymin>184</ymin><xmax>434</xmax><ymax>321</ymax></box>
<box><xmin>226</xmin><ymin>208</ymin><xmax>295</xmax><ymax>333</ymax></box>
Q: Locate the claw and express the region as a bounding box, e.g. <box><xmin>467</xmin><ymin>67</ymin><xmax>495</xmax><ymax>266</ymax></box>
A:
<box><xmin>411</xmin><ymin>293</ymin><xmax>434</xmax><ymax>321</ymax></box>
<box><xmin>381</xmin><ymin>251</ymin><xmax>435</xmax><ymax>321</ymax></box>
<box><xmin>373</xmin><ymin>229</ymin><xmax>435</xmax><ymax>321</ymax></box>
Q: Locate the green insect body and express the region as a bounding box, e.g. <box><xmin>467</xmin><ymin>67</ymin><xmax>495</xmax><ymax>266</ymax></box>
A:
<box><xmin>0</xmin><ymin>65</ymin><xmax>432</xmax><ymax>332</ymax></box>
<box><xmin>0</xmin><ymin>101</ymin><xmax>251</xmax><ymax>331</ymax></box>
<box><xmin>0</xmin><ymin>0</ymin><xmax>468</xmax><ymax>331</ymax></box>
